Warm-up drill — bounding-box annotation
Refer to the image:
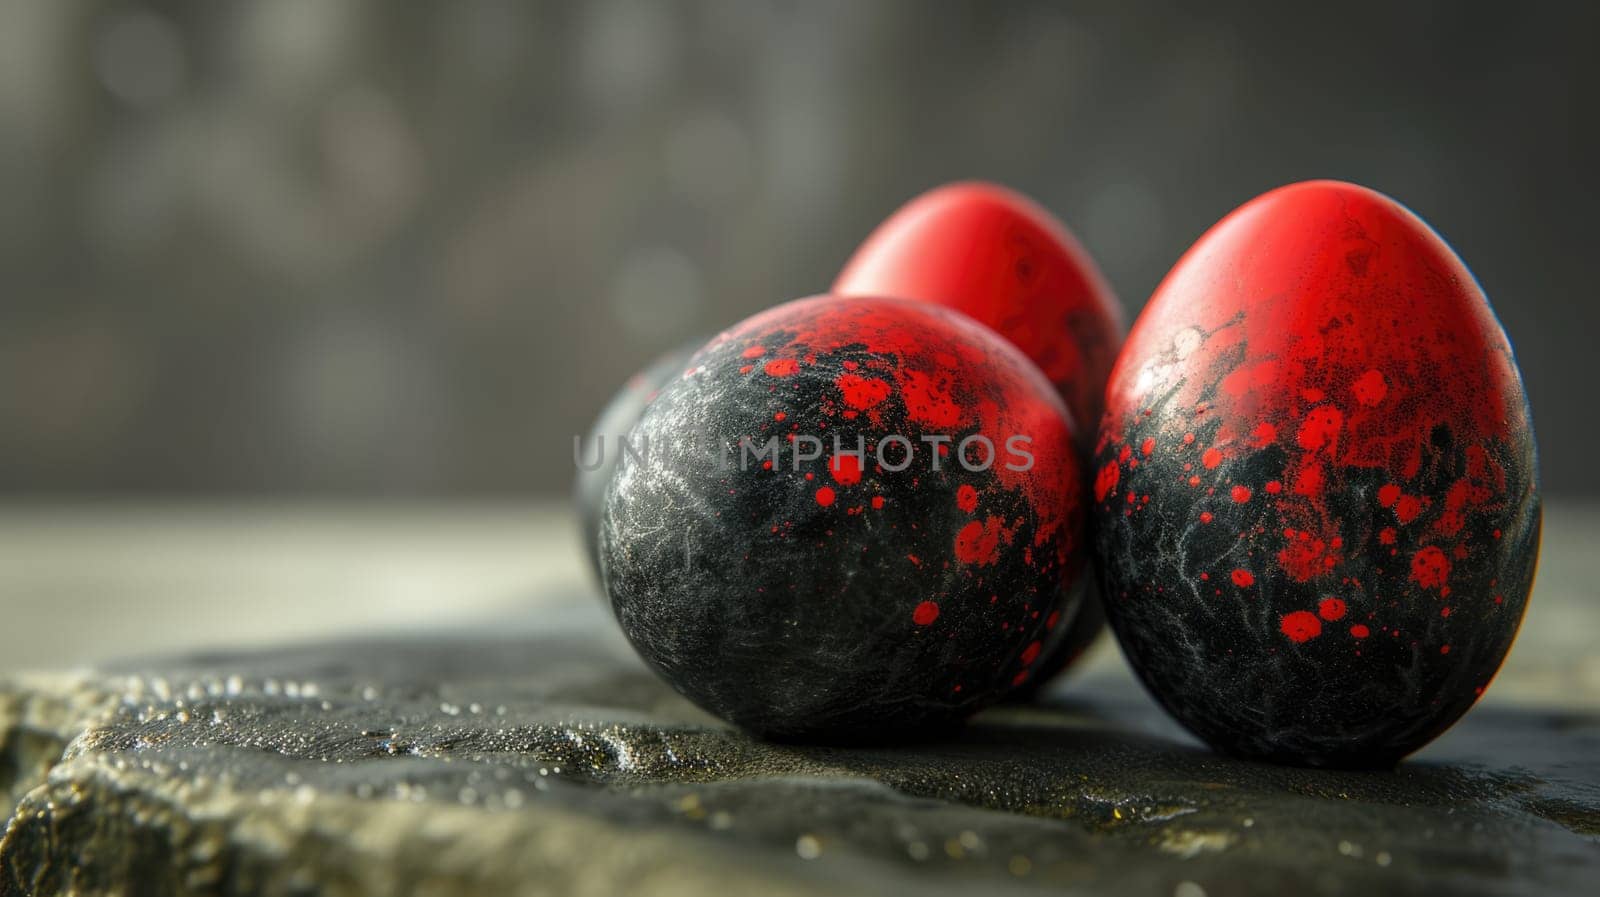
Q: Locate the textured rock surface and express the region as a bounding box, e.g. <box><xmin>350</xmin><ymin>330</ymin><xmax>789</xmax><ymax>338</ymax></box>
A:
<box><xmin>2</xmin><ymin>597</ymin><xmax>1597</xmax><ymax>897</ymax></box>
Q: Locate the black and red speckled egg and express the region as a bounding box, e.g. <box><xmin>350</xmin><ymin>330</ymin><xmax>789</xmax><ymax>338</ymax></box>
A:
<box><xmin>834</xmin><ymin>182</ymin><xmax>1125</xmax><ymax>690</ymax></box>
<box><xmin>1092</xmin><ymin>180</ymin><xmax>1540</xmax><ymax>768</ymax></box>
<box><xmin>575</xmin><ymin>345</ymin><xmax>697</xmax><ymax>580</ymax></box>
<box><xmin>600</xmin><ymin>295</ymin><xmax>1088</xmax><ymax>740</ymax></box>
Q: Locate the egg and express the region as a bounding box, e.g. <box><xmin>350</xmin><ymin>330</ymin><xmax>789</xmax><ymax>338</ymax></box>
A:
<box><xmin>834</xmin><ymin>181</ymin><xmax>1123</xmax><ymax>433</ymax></box>
<box><xmin>574</xmin><ymin>345</ymin><xmax>697</xmax><ymax>581</ymax></box>
<box><xmin>834</xmin><ymin>182</ymin><xmax>1124</xmax><ymax>689</ymax></box>
<box><xmin>600</xmin><ymin>295</ymin><xmax>1087</xmax><ymax>740</ymax></box>
<box><xmin>1092</xmin><ymin>180</ymin><xmax>1540</xmax><ymax>767</ymax></box>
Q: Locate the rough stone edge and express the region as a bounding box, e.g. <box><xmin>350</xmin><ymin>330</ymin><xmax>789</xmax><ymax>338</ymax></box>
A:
<box><xmin>1</xmin><ymin>673</ymin><xmax>120</xmax><ymax>820</ymax></box>
<box><xmin>0</xmin><ymin>749</ymin><xmax>890</xmax><ymax>897</ymax></box>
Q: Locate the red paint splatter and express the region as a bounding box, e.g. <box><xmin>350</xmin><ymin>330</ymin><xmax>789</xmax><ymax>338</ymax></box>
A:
<box><xmin>1202</xmin><ymin>448</ymin><xmax>1223</xmax><ymax>469</ymax></box>
<box><xmin>1410</xmin><ymin>546</ymin><xmax>1450</xmax><ymax>590</ymax></box>
<box><xmin>899</xmin><ymin>369</ymin><xmax>962</xmax><ymax>428</ymax></box>
<box><xmin>1317</xmin><ymin>597</ymin><xmax>1347</xmax><ymax>621</ymax></box>
<box><xmin>1440</xmin><ymin>644</ymin><xmax>1451</xmax><ymax>655</ymax></box>
<box><xmin>954</xmin><ymin>516</ymin><xmax>1006</xmax><ymax>566</ymax></box>
<box><xmin>1296</xmin><ymin>405</ymin><xmax>1343</xmax><ymax>454</ymax></box>
<box><xmin>1352</xmin><ymin>368</ymin><xmax>1388</xmax><ymax>406</ymax></box>
<box><xmin>705</xmin><ymin>296</ymin><xmax>1083</xmax><ymax>576</ymax></box>
<box><xmin>912</xmin><ymin>601</ymin><xmax>940</xmax><ymax>625</ymax></box>
<box><xmin>1378</xmin><ymin>527</ymin><xmax>1397</xmax><ymax>545</ymax></box>
<box><xmin>835</xmin><ymin>373</ymin><xmax>891</xmax><ymax>410</ymax></box>
<box><xmin>1141</xmin><ymin>437</ymin><xmax>1156</xmax><ymax>456</ymax></box>
<box><xmin>1292</xmin><ymin>461</ymin><xmax>1325</xmax><ymax>498</ymax></box>
<box><xmin>1265</xmin><ymin>480</ymin><xmax>1282</xmax><ymax>494</ymax></box>
<box><xmin>956</xmin><ymin>484</ymin><xmax>979</xmax><ymax>514</ymax></box>
<box><xmin>814</xmin><ymin>486</ymin><xmax>836</xmax><ymax>507</ymax></box>
<box><xmin>1095</xmin><ymin>461</ymin><xmax>1120</xmax><ymax>502</ymax></box>
<box><xmin>1231</xmin><ymin>568</ymin><xmax>1255</xmax><ymax>587</ymax></box>
<box><xmin>1280</xmin><ymin>610</ymin><xmax>1323</xmax><ymax>643</ymax></box>
<box><xmin>1377</xmin><ymin>483</ymin><xmax>1401</xmax><ymax>508</ymax></box>
<box><xmin>763</xmin><ymin>358</ymin><xmax>800</xmax><ymax>377</ymax></box>
<box><xmin>1200</xmin><ymin>511</ymin><xmax>1214</xmax><ymax>524</ymax></box>
<box><xmin>830</xmin><ymin>454</ymin><xmax>863</xmax><ymax>486</ymax></box>
<box><xmin>1350</xmin><ymin>624</ymin><xmax>1370</xmax><ymax>639</ymax></box>
<box><xmin>1020</xmin><ymin>641</ymin><xmax>1042</xmax><ymax>665</ymax></box>
<box><xmin>1395</xmin><ymin>495</ymin><xmax>1423</xmax><ymax>524</ymax></box>
<box><xmin>1278</xmin><ymin>530</ymin><xmax>1340</xmax><ymax>582</ymax></box>
<box><xmin>741</xmin><ymin>345</ymin><xmax>766</xmax><ymax>359</ymax></box>
<box><xmin>870</xmin><ymin>496</ymin><xmax>885</xmax><ymax>509</ymax></box>
<box><xmin>1231</xmin><ymin>485</ymin><xmax>1252</xmax><ymax>503</ymax></box>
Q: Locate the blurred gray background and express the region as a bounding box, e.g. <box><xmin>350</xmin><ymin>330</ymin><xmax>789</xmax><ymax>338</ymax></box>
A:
<box><xmin>1</xmin><ymin>0</ymin><xmax>1594</xmax><ymax>497</ymax></box>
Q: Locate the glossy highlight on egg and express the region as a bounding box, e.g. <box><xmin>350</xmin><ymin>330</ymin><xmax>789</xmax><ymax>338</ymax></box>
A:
<box><xmin>1091</xmin><ymin>180</ymin><xmax>1540</xmax><ymax>768</ymax></box>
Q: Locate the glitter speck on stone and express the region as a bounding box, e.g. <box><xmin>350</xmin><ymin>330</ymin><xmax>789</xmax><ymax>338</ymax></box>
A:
<box><xmin>795</xmin><ymin>835</ymin><xmax>821</xmax><ymax>860</ymax></box>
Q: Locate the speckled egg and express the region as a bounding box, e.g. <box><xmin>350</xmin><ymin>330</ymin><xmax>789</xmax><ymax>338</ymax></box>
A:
<box><xmin>575</xmin><ymin>345</ymin><xmax>697</xmax><ymax>580</ymax></box>
<box><xmin>600</xmin><ymin>295</ymin><xmax>1087</xmax><ymax>740</ymax></box>
<box><xmin>1093</xmin><ymin>180</ymin><xmax>1540</xmax><ymax>767</ymax></box>
<box><xmin>834</xmin><ymin>181</ymin><xmax>1125</xmax><ymax>690</ymax></box>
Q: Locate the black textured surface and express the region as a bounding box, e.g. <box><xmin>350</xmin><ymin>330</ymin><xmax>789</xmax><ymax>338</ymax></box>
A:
<box><xmin>1009</xmin><ymin>573</ymin><xmax>1104</xmax><ymax>699</ymax></box>
<box><xmin>575</xmin><ymin>344</ymin><xmax>698</xmax><ymax>579</ymax></box>
<box><xmin>1095</xmin><ymin>425</ymin><xmax>1539</xmax><ymax>768</ymax></box>
<box><xmin>1</xmin><ymin>598</ymin><xmax>1597</xmax><ymax>897</ymax></box>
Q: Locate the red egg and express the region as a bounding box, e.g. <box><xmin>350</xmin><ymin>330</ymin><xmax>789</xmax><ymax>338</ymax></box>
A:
<box><xmin>1092</xmin><ymin>180</ymin><xmax>1540</xmax><ymax>767</ymax></box>
<box><xmin>834</xmin><ymin>182</ymin><xmax>1124</xmax><ymax>434</ymax></box>
<box><xmin>835</xmin><ymin>182</ymin><xmax>1124</xmax><ymax>688</ymax></box>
